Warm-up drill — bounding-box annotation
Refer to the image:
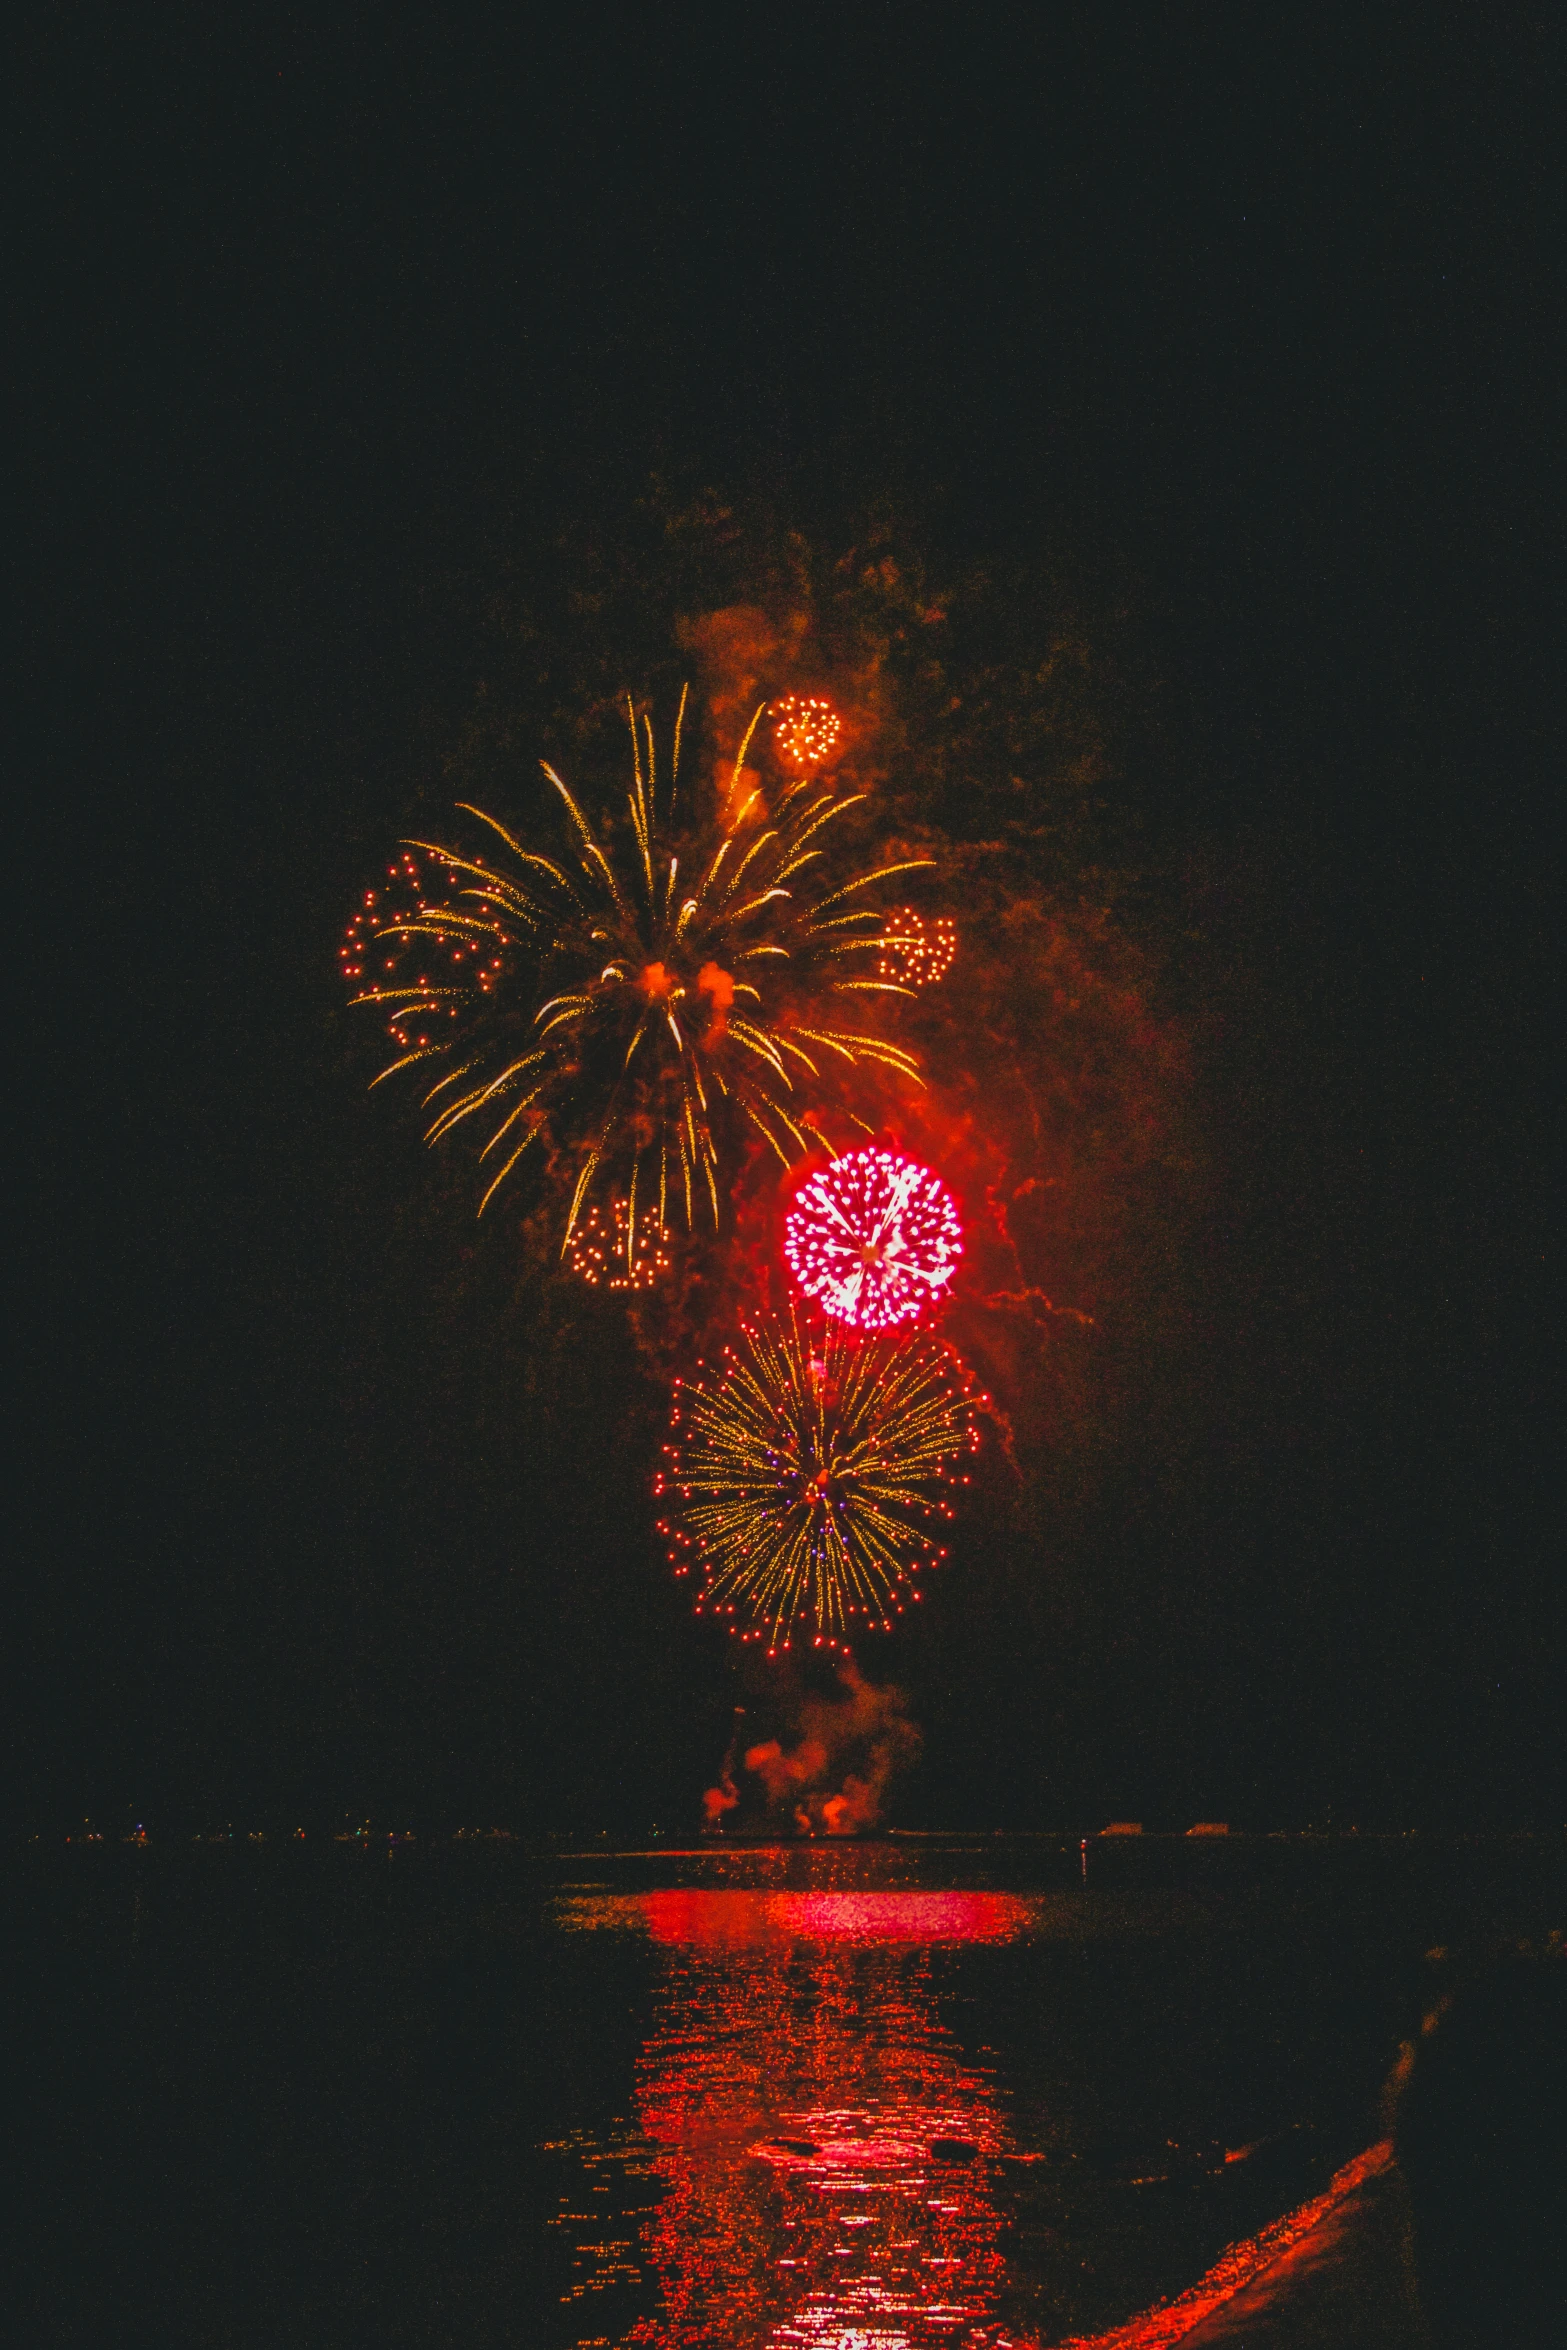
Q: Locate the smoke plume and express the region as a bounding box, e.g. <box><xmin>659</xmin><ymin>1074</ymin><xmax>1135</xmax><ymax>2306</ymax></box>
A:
<box><xmin>701</xmin><ymin>1706</ymin><xmax>745</xmax><ymax>1827</ymax></box>
<box><xmin>705</xmin><ymin>1661</ymin><xmax>921</xmax><ymax>1835</ymax></box>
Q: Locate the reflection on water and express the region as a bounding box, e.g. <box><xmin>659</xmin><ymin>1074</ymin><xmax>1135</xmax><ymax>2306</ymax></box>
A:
<box><xmin>559</xmin><ymin>1890</ymin><xmax>1034</xmax><ymax>2348</ymax></box>
<box><xmin>632</xmin><ymin>1889</ymin><xmax>1036</xmax><ymax>1946</ymax></box>
<box><xmin>24</xmin><ymin>1836</ymin><xmax>1557</xmax><ymax>2347</ymax></box>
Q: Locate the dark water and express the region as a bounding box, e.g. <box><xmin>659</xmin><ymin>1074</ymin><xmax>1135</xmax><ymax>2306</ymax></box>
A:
<box><xmin>15</xmin><ymin>1835</ymin><xmax>1564</xmax><ymax>2347</ymax></box>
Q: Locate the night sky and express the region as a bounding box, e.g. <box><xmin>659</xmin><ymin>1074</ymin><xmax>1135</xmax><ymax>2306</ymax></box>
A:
<box><xmin>16</xmin><ymin>12</ymin><xmax>1558</xmax><ymax>1835</ymax></box>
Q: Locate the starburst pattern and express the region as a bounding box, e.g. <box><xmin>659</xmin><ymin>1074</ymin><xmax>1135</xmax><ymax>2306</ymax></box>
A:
<box><xmin>655</xmin><ymin>1308</ymin><xmax>984</xmax><ymax>1653</ymax></box>
<box><xmin>785</xmin><ymin>1146</ymin><xmax>963</xmax><ymax>1330</ymax></box>
<box><xmin>345</xmin><ymin>694</ymin><xmax>932</xmax><ymax>1248</ymax></box>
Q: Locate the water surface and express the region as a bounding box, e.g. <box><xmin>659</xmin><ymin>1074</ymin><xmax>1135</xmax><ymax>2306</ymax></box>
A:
<box><xmin>16</xmin><ymin>1834</ymin><xmax>1563</xmax><ymax>2345</ymax></box>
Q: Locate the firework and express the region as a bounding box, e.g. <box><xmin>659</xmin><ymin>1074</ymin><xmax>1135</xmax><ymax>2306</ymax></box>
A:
<box><xmin>655</xmin><ymin>1309</ymin><xmax>984</xmax><ymax>1653</ymax></box>
<box><xmin>565</xmin><ymin>1194</ymin><xmax>672</xmax><ymax>1290</ymax></box>
<box><xmin>340</xmin><ymin>851</ymin><xmax>511</xmax><ymax>1051</ymax></box>
<box><xmin>784</xmin><ymin>1145</ymin><xmax>962</xmax><ymax>1331</ymax></box>
<box><xmin>771</xmin><ymin>694</ymin><xmax>842</xmax><ymax>774</ymax></box>
<box><xmin>346</xmin><ymin>693</ymin><xmax>932</xmax><ymax>1246</ymax></box>
<box><xmin>877</xmin><ymin>905</ymin><xmax>956</xmax><ymax>988</ymax></box>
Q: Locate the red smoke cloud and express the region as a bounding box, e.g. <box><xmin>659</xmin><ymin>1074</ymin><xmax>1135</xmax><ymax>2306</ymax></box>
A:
<box><xmin>702</xmin><ymin>1706</ymin><xmax>746</xmax><ymax>1827</ymax></box>
<box><xmin>705</xmin><ymin>1661</ymin><xmax>921</xmax><ymax>1836</ymax></box>
<box><xmin>697</xmin><ymin>960</ymin><xmax>735</xmax><ymax>1039</ymax></box>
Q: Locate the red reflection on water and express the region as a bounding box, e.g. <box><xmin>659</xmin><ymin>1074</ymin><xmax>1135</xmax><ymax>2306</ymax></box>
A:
<box><xmin>587</xmin><ymin>1890</ymin><xmax>1035</xmax><ymax>2347</ymax></box>
<box><xmin>635</xmin><ymin>1888</ymin><xmax>1034</xmax><ymax>1948</ymax></box>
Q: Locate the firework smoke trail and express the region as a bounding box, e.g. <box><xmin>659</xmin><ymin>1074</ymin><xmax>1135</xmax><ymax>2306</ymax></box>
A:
<box><xmin>346</xmin><ymin>694</ymin><xmax>933</xmax><ymax>1251</ymax></box>
<box><xmin>656</xmin><ymin>1307</ymin><xmax>985</xmax><ymax>1655</ymax></box>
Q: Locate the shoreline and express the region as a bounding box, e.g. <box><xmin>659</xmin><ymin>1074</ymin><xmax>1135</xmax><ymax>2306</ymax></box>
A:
<box><xmin>1062</xmin><ymin>2140</ymin><xmax>1424</xmax><ymax>2350</ymax></box>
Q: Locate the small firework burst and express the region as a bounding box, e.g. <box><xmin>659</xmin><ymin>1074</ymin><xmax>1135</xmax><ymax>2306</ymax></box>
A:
<box><xmin>785</xmin><ymin>1145</ymin><xmax>963</xmax><ymax>1330</ymax></box>
<box><xmin>877</xmin><ymin>906</ymin><xmax>957</xmax><ymax>988</ymax></box>
<box><xmin>340</xmin><ymin>851</ymin><xmax>513</xmax><ymax>1050</ymax></box>
<box><xmin>770</xmin><ymin>694</ymin><xmax>842</xmax><ymax>774</ymax></box>
<box><xmin>565</xmin><ymin>1195</ymin><xmax>672</xmax><ymax>1290</ymax></box>
<box><xmin>655</xmin><ymin>1308</ymin><xmax>984</xmax><ymax>1653</ymax></box>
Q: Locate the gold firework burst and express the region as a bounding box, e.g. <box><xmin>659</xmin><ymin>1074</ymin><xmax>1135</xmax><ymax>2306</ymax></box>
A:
<box><xmin>348</xmin><ymin>692</ymin><xmax>932</xmax><ymax>1252</ymax></box>
<box><xmin>655</xmin><ymin>1307</ymin><xmax>984</xmax><ymax>1654</ymax></box>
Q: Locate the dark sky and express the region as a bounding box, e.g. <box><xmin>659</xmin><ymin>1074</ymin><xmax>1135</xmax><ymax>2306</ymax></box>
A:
<box><xmin>16</xmin><ymin>10</ymin><xmax>1558</xmax><ymax>1833</ymax></box>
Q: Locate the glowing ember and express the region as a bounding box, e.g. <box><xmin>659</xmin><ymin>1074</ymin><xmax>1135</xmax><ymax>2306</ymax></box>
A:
<box><xmin>655</xmin><ymin>1307</ymin><xmax>984</xmax><ymax>1653</ymax></box>
<box><xmin>878</xmin><ymin>905</ymin><xmax>957</xmax><ymax>988</ymax></box>
<box><xmin>785</xmin><ymin>1145</ymin><xmax>963</xmax><ymax>1330</ymax></box>
<box><xmin>770</xmin><ymin>694</ymin><xmax>842</xmax><ymax>772</ymax></box>
<box><xmin>564</xmin><ymin>1194</ymin><xmax>672</xmax><ymax>1290</ymax></box>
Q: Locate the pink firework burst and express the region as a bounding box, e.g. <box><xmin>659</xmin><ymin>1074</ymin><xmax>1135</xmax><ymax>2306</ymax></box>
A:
<box><xmin>784</xmin><ymin>1145</ymin><xmax>963</xmax><ymax>1330</ymax></box>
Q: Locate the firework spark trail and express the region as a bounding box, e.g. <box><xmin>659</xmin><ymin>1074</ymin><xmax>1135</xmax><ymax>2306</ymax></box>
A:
<box><xmin>345</xmin><ymin>695</ymin><xmax>934</xmax><ymax>1248</ymax></box>
<box><xmin>655</xmin><ymin>1308</ymin><xmax>984</xmax><ymax>1654</ymax></box>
